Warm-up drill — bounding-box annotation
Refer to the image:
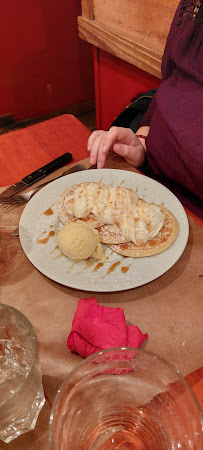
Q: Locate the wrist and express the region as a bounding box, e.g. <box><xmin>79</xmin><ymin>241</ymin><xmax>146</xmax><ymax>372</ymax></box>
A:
<box><xmin>135</xmin><ymin>134</ymin><xmax>147</xmax><ymax>152</ymax></box>
<box><xmin>136</xmin><ymin>134</ymin><xmax>147</xmax><ymax>140</ymax></box>
<box><xmin>135</xmin><ymin>126</ymin><xmax>149</xmax><ymax>152</ymax></box>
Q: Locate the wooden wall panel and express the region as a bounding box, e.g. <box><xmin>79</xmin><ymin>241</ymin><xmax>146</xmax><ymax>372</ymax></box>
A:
<box><xmin>81</xmin><ymin>0</ymin><xmax>94</xmax><ymax>19</ymax></box>
<box><xmin>93</xmin><ymin>0</ymin><xmax>178</xmax><ymax>51</ymax></box>
<box><xmin>78</xmin><ymin>0</ymin><xmax>179</xmax><ymax>78</ymax></box>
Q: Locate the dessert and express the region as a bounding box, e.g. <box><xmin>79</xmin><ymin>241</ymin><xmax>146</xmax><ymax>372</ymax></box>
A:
<box><xmin>56</xmin><ymin>182</ymin><xmax>179</xmax><ymax>259</ymax></box>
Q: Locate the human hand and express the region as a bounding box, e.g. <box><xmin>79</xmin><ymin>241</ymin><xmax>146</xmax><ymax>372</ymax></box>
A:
<box><xmin>87</xmin><ymin>126</ymin><xmax>146</xmax><ymax>168</ymax></box>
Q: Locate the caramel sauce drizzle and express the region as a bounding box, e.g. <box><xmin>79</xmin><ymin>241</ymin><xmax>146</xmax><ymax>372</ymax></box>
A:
<box><xmin>40</xmin><ymin>231</ymin><xmax>47</xmax><ymax>236</ymax></box>
<box><xmin>120</xmin><ymin>243</ymin><xmax>129</xmax><ymax>250</ymax></box>
<box><xmin>106</xmin><ymin>251</ymin><xmax>113</xmax><ymax>260</ymax></box>
<box><xmin>121</xmin><ymin>263</ymin><xmax>132</xmax><ymax>274</ymax></box>
<box><xmin>107</xmin><ymin>261</ymin><xmax>121</xmax><ymax>273</ymax></box>
<box><xmin>148</xmin><ymin>240</ymin><xmax>156</xmax><ymax>247</ymax></box>
<box><xmin>67</xmin><ymin>262</ymin><xmax>77</xmax><ymax>273</ymax></box>
<box><xmin>53</xmin><ymin>253</ymin><xmax>63</xmax><ymax>259</ymax></box>
<box><xmin>101</xmin><ymin>261</ymin><xmax>121</xmax><ymax>278</ymax></box>
<box><xmin>43</xmin><ymin>207</ymin><xmax>54</xmax><ymax>216</ymax></box>
<box><xmin>50</xmin><ymin>245</ymin><xmax>59</xmax><ymax>255</ymax></box>
<box><xmin>93</xmin><ymin>262</ymin><xmax>104</xmax><ymax>272</ymax></box>
<box><xmin>66</xmin><ymin>258</ymin><xmax>130</xmax><ymax>278</ymax></box>
<box><xmin>50</xmin><ymin>245</ymin><xmax>59</xmax><ymax>253</ymax></box>
<box><xmin>85</xmin><ymin>261</ymin><xmax>94</xmax><ymax>268</ymax></box>
<box><xmin>75</xmin><ymin>260</ymin><xmax>95</xmax><ymax>275</ymax></box>
<box><xmin>37</xmin><ymin>230</ymin><xmax>55</xmax><ymax>244</ymax></box>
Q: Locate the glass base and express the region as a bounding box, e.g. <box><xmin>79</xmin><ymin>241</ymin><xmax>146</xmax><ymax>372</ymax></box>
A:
<box><xmin>0</xmin><ymin>388</ymin><xmax>45</xmax><ymax>443</ymax></box>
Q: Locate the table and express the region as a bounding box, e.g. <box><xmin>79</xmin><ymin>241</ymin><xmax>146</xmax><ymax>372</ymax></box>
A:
<box><xmin>0</xmin><ymin>114</ymin><xmax>91</xmax><ymax>187</ymax></box>
<box><xmin>0</xmin><ymin>115</ymin><xmax>202</xmax><ymax>449</ymax></box>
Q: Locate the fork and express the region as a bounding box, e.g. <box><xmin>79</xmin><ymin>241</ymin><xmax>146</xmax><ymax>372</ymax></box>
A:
<box><xmin>0</xmin><ymin>164</ymin><xmax>86</xmax><ymax>206</ymax></box>
<box><xmin>0</xmin><ymin>196</ymin><xmax>26</xmax><ymax>206</ymax></box>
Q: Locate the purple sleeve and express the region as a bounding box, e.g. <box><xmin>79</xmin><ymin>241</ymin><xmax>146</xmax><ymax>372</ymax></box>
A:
<box><xmin>138</xmin><ymin>96</ymin><xmax>157</xmax><ymax>127</ymax></box>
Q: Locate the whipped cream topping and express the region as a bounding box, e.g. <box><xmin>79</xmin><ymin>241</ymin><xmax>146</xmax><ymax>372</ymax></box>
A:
<box><xmin>64</xmin><ymin>183</ymin><xmax>165</xmax><ymax>245</ymax></box>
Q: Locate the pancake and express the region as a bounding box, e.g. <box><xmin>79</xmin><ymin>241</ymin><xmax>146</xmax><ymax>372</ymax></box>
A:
<box><xmin>96</xmin><ymin>224</ymin><xmax>128</xmax><ymax>244</ymax></box>
<box><xmin>55</xmin><ymin>184</ymin><xmax>103</xmax><ymax>228</ymax></box>
<box><xmin>109</xmin><ymin>208</ymin><xmax>179</xmax><ymax>257</ymax></box>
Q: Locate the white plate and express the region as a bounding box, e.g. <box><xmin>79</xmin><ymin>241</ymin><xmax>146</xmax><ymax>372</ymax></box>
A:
<box><xmin>19</xmin><ymin>169</ymin><xmax>189</xmax><ymax>292</ymax></box>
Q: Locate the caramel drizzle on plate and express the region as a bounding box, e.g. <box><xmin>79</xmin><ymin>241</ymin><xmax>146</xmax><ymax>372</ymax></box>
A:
<box><xmin>37</xmin><ymin>230</ymin><xmax>55</xmax><ymax>244</ymax></box>
<box><xmin>43</xmin><ymin>207</ymin><xmax>54</xmax><ymax>216</ymax></box>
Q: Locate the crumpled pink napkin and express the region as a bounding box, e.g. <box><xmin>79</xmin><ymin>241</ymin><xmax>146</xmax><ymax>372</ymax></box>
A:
<box><xmin>67</xmin><ymin>297</ymin><xmax>148</xmax><ymax>358</ymax></box>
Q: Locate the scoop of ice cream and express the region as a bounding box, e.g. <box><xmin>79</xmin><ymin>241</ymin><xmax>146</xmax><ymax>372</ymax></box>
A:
<box><xmin>57</xmin><ymin>221</ymin><xmax>106</xmax><ymax>261</ymax></box>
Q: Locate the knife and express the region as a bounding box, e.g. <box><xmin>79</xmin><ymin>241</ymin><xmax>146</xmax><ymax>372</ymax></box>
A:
<box><xmin>0</xmin><ymin>152</ymin><xmax>73</xmax><ymax>198</ymax></box>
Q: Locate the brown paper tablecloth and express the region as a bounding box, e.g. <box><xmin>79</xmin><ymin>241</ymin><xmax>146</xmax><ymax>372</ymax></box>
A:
<box><xmin>0</xmin><ymin>154</ymin><xmax>202</xmax><ymax>449</ymax></box>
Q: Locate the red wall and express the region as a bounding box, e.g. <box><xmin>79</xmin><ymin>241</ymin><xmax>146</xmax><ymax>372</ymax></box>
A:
<box><xmin>94</xmin><ymin>49</ymin><xmax>160</xmax><ymax>130</ymax></box>
<box><xmin>0</xmin><ymin>1</ymin><xmax>94</xmax><ymax>121</ymax></box>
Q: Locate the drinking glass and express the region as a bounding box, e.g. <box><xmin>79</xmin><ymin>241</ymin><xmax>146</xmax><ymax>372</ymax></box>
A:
<box><xmin>49</xmin><ymin>347</ymin><xmax>203</xmax><ymax>450</ymax></box>
<box><xmin>0</xmin><ymin>304</ymin><xmax>45</xmax><ymax>443</ymax></box>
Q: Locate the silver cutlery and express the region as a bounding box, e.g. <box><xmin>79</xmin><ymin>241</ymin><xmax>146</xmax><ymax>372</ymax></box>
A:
<box><xmin>0</xmin><ymin>196</ymin><xmax>26</xmax><ymax>206</ymax></box>
<box><xmin>0</xmin><ymin>152</ymin><xmax>73</xmax><ymax>198</ymax></box>
<box><xmin>0</xmin><ymin>164</ymin><xmax>86</xmax><ymax>207</ymax></box>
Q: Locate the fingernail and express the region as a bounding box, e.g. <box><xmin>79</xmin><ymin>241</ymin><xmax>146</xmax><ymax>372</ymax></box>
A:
<box><xmin>90</xmin><ymin>157</ymin><xmax>93</xmax><ymax>164</ymax></box>
<box><xmin>87</xmin><ymin>145</ymin><xmax>91</xmax><ymax>151</ymax></box>
<box><xmin>97</xmin><ymin>162</ymin><xmax>102</xmax><ymax>169</ymax></box>
<box><xmin>102</xmin><ymin>144</ymin><xmax>106</xmax><ymax>152</ymax></box>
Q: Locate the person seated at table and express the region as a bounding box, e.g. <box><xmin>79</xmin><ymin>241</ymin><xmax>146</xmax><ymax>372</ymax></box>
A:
<box><xmin>87</xmin><ymin>0</ymin><xmax>203</xmax><ymax>219</ymax></box>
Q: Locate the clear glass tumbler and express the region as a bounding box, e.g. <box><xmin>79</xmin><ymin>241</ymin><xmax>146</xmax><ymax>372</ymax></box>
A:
<box><xmin>49</xmin><ymin>348</ymin><xmax>203</xmax><ymax>450</ymax></box>
<box><xmin>0</xmin><ymin>304</ymin><xmax>45</xmax><ymax>443</ymax></box>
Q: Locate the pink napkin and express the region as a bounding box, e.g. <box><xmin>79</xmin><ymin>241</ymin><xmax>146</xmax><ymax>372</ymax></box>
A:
<box><xmin>67</xmin><ymin>297</ymin><xmax>148</xmax><ymax>358</ymax></box>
